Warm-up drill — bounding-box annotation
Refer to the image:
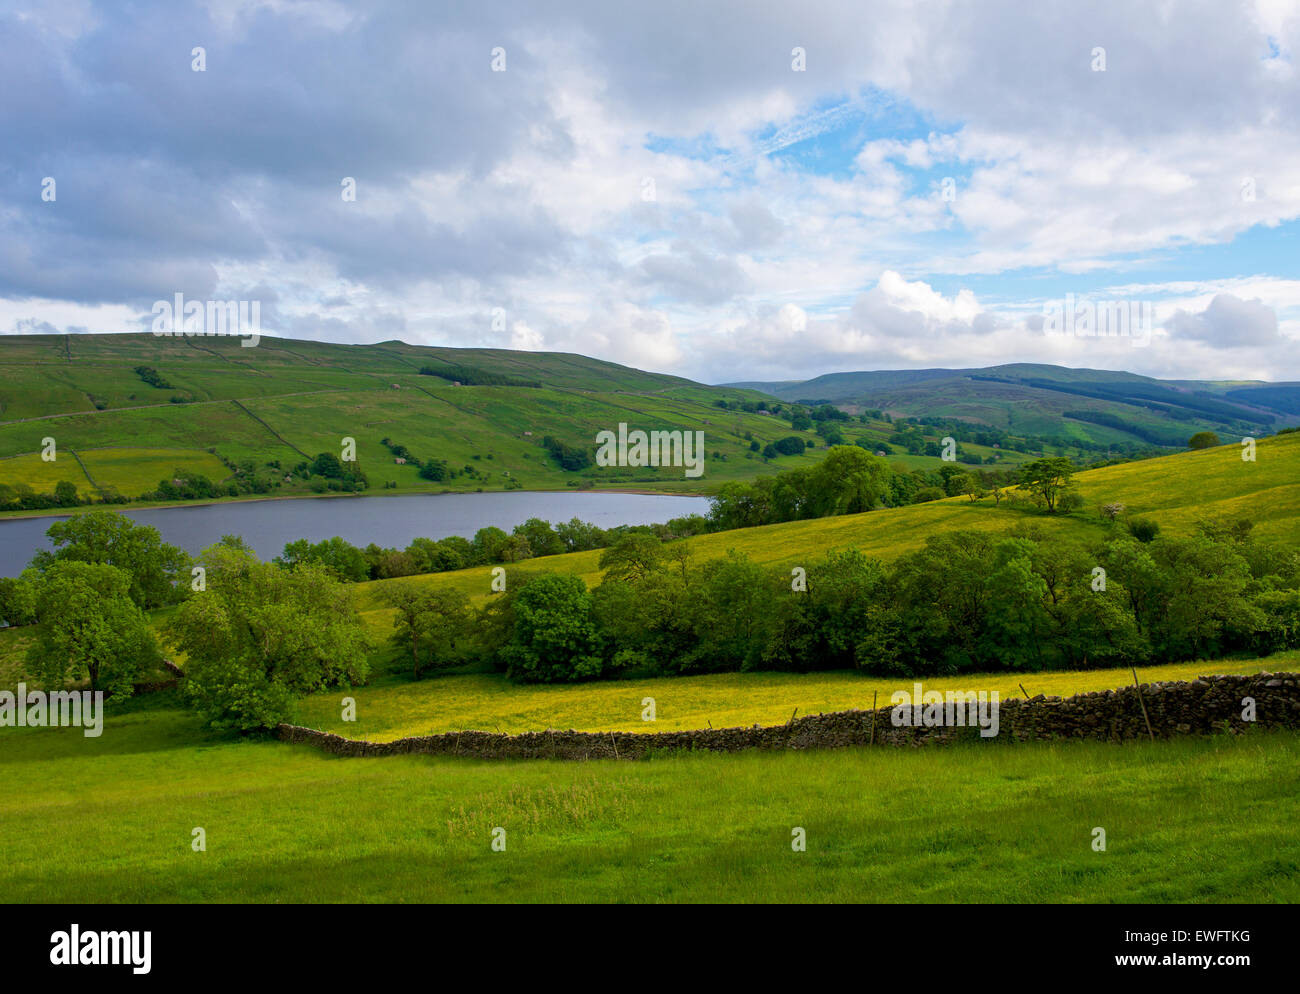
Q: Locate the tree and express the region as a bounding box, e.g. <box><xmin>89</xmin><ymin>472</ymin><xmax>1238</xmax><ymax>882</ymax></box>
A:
<box><xmin>496</xmin><ymin>534</ymin><xmax>533</xmax><ymax>563</ymax></box>
<box><xmin>952</xmin><ymin>474</ymin><xmax>985</xmax><ymax>502</ymax></box>
<box><xmin>54</xmin><ymin>480</ymin><xmax>79</xmax><ymax>507</ymax></box>
<box><xmin>32</xmin><ymin>510</ymin><xmax>190</xmax><ymax>608</ymax></box>
<box><xmin>167</xmin><ymin>544</ymin><xmax>370</xmax><ymax>730</ymax></box>
<box><xmin>1127</xmin><ymin>517</ymin><xmax>1161</xmax><ymax>543</ymax></box>
<box><xmin>276</xmin><ymin>536</ymin><xmax>369</xmax><ymax>582</ymax></box>
<box><xmin>0</xmin><ymin>574</ymin><xmax>36</xmax><ymax>627</ymax></box>
<box><xmin>498</xmin><ymin>574</ymin><xmax>604</xmax><ymax>683</ymax></box>
<box><xmin>311</xmin><ymin>452</ymin><xmax>344</xmax><ymax>478</ymax></box>
<box><xmin>598</xmin><ymin>532</ymin><xmax>664</xmax><ymax>583</ymax></box>
<box><xmin>1188</xmin><ymin>431</ymin><xmax>1220</xmax><ymax>450</ymax></box>
<box><xmin>806</xmin><ymin>446</ymin><xmax>890</xmax><ymax>516</ymax></box>
<box><xmin>471</xmin><ymin>526</ymin><xmax>510</xmax><ymax>564</ymax></box>
<box><xmin>555</xmin><ymin>518</ymin><xmax>605</xmax><ymax>553</ymax></box>
<box><xmin>382</xmin><ymin>583</ymin><xmax>472</xmax><ymax>679</ymax></box>
<box><xmin>513</xmin><ymin>518</ymin><xmax>564</xmax><ymax>558</ymax></box>
<box><xmin>1017</xmin><ymin>457</ymin><xmax>1075</xmax><ymax>512</ymax></box>
<box><xmin>26</xmin><ymin>561</ymin><xmax>161</xmax><ymax>696</ymax></box>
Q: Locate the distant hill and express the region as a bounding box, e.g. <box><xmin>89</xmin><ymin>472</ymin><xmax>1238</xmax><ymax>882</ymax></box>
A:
<box><xmin>0</xmin><ymin>333</ymin><xmax>791</xmax><ymax>503</ymax></box>
<box><xmin>726</xmin><ymin>363</ymin><xmax>1300</xmax><ymax>449</ymax></box>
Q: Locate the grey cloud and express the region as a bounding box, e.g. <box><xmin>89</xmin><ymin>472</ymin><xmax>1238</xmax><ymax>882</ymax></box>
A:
<box><xmin>1168</xmin><ymin>293</ymin><xmax>1280</xmax><ymax>347</ymax></box>
<box><xmin>637</xmin><ymin>242</ymin><xmax>751</xmax><ymax>306</ymax></box>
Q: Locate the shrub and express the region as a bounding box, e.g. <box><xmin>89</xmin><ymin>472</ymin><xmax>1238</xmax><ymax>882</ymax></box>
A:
<box><xmin>1128</xmin><ymin>517</ymin><xmax>1161</xmax><ymax>543</ymax></box>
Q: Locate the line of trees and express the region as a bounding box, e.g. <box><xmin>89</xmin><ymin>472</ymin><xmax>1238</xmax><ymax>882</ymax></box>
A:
<box><xmin>273</xmin><ymin>514</ymin><xmax>714</xmax><ymax>581</ymax></box>
<box><xmin>394</xmin><ymin>517</ymin><xmax>1300</xmax><ymax>684</ymax></box>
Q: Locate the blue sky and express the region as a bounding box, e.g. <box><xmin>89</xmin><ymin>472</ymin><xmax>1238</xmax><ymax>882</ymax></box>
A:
<box><xmin>2</xmin><ymin>0</ymin><xmax>1298</xmax><ymax>383</ymax></box>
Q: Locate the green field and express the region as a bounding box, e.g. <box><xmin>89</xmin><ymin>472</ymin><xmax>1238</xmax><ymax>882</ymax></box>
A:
<box><xmin>1</xmin><ymin>708</ymin><xmax>1295</xmax><ymax>902</ymax></box>
<box><xmin>293</xmin><ymin>658</ymin><xmax>1290</xmax><ymax>741</ymax></box>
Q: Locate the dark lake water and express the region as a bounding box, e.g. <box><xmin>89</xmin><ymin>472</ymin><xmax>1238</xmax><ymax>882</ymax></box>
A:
<box><xmin>0</xmin><ymin>491</ymin><xmax>708</xmax><ymax>577</ymax></box>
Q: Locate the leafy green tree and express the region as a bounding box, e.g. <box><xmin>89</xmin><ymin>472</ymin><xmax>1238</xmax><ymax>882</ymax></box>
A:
<box><xmin>1127</xmin><ymin>517</ymin><xmax>1161</xmax><ymax>542</ymax></box>
<box><xmin>471</xmin><ymin>526</ymin><xmax>510</xmax><ymax>564</ymax></box>
<box><xmin>765</xmin><ymin>549</ymin><xmax>889</xmax><ymax>671</ymax></box>
<box><xmin>555</xmin><ymin>518</ymin><xmax>606</xmax><ymax>553</ymax></box>
<box><xmin>276</xmin><ymin>536</ymin><xmax>369</xmax><ymax>582</ymax></box>
<box><xmin>496</xmin><ymin>534</ymin><xmax>533</xmax><ymax>563</ymax></box>
<box><xmin>498</xmin><ymin>574</ymin><xmax>604</xmax><ymax>683</ymax></box>
<box><xmin>0</xmin><ymin>574</ymin><xmax>37</xmax><ymax>627</ymax></box>
<box><xmin>167</xmin><ymin>544</ymin><xmax>370</xmax><ymax>730</ymax></box>
<box><xmin>311</xmin><ymin>452</ymin><xmax>344</xmax><ymax>478</ymax></box>
<box><xmin>1188</xmin><ymin>431</ymin><xmax>1220</xmax><ymax>449</ymax></box>
<box><xmin>54</xmin><ymin>480</ymin><xmax>79</xmax><ymax>507</ymax></box>
<box><xmin>679</xmin><ymin>552</ymin><xmax>773</xmax><ymax>673</ymax></box>
<box><xmin>32</xmin><ymin>510</ymin><xmax>190</xmax><ymax>608</ymax></box>
<box><xmin>1018</xmin><ymin>457</ymin><xmax>1075</xmax><ymax>512</ymax></box>
<box><xmin>806</xmin><ymin>446</ymin><xmax>890</xmax><ymax>516</ymax></box>
<box><xmin>26</xmin><ymin>561</ymin><xmax>161</xmax><ymax>696</ymax></box>
<box><xmin>598</xmin><ymin>532</ymin><xmax>664</xmax><ymax>583</ymax></box>
<box><xmin>382</xmin><ymin>583</ymin><xmax>472</xmax><ymax>678</ymax></box>
<box><xmin>513</xmin><ymin>518</ymin><xmax>564</xmax><ymax>558</ymax></box>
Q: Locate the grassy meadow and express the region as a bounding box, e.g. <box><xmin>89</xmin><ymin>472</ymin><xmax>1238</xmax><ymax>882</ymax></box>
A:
<box><xmin>1</xmin><ymin>707</ymin><xmax>1296</xmax><ymax>902</ymax></box>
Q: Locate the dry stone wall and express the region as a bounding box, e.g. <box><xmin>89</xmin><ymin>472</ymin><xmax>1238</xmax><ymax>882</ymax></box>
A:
<box><xmin>275</xmin><ymin>671</ymin><xmax>1300</xmax><ymax>761</ymax></box>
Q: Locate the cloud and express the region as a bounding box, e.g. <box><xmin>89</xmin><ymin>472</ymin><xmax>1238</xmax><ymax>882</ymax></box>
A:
<box><xmin>2</xmin><ymin>0</ymin><xmax>1299</xmax><ymax>384</ymax></box>
<box><xmin>1167</xmin><ymin>293</ymin><xmax>1281</xmax><ymax>347</ymax></box>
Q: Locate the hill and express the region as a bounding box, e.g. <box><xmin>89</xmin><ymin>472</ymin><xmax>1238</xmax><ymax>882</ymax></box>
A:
<box><xmin>728</xmin><ymin>363</ymin><xmax>1300</xmax><ymax>450</ymax></box>
<box><xmin>0</xmin><ymin>333</ymin><xmax>808</xmax><ymax>503</ymax></box>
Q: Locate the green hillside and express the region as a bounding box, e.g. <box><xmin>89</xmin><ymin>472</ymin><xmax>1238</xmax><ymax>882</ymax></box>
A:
<box><xmin>730</xmin><ymin>363</ymin><xmax>1300</xmax><ymax>450</ymax></box>
<box><xmin>0</xmin><ymin>334</ymin><xmax>1058</xmax><ymax>509</ymax></box>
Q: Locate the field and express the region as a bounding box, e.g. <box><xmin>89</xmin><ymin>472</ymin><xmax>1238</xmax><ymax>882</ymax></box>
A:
<box><xmin>1</xmin><ymin>707</ymin><xmax>1295</xmax><ymax>902</ymax></box>
<box><xmin>292</xmin><ymin>658</ymin><xmax>1292</xmax><ymax>741</ymax></box>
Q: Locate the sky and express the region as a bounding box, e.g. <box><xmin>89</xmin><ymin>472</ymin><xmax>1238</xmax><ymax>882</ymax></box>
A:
<box><xmin>2</xmin><ymin>0</ymin><xmax>1299</xmax><ymax>385</ymax></box>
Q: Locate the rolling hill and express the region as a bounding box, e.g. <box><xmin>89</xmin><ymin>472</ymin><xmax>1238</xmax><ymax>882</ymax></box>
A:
<box><xmin>0</xmin><ymin>333</ymin><xmax>805</xmax><ymax>502</ymax></box>
<box><xmin>729</xmin><ymin>363</ymin><xmax>1300</xmax><ymax>449</ymax></box>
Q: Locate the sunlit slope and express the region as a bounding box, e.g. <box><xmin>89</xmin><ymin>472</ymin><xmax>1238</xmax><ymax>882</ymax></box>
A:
<box><xmin>0</xmin><ymin>333</ymin><xmax>792</xmax><ymax>496</ymax></box>
<box><xmin>355</xmin><ymin>432</ymin><xmax>1300</xmax><ymax>613</ymax></box>
<box><xmin>1071</xmin><ymin>430</ymin><xmax>1300</xmax><ymax>544</ymax></box>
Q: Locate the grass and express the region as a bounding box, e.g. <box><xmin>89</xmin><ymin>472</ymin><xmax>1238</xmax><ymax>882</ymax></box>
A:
<box><xmin>0</xmin><ymin>451</ymin><xmax>92</xmax><ymax>491</ymax></box>
<box><xmin>73</xmin><ymin>447</ymin><xmax>232</xmax><ymax>497</ymax></box>
<box><xmin>1</xmin><ymin>706</ymin><xmax>1296</xmax><ymax>902</ymax></box>
<box><xmin>293</xmin><ymin>657</ymin><xmax>1292</xmax><ymax>741</ymax></box>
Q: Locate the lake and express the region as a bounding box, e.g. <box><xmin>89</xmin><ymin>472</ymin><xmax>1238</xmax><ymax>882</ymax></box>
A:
<box><xmin>0</xmin><ymin>491</ymin><xmax>709</xmax><ymax>577</ymax></box>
